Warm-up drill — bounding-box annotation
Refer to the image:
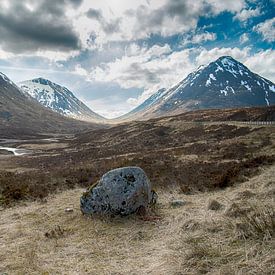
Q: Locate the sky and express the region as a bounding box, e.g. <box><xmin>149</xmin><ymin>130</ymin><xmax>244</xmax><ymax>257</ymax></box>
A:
<box><xmin>0</xmin><ymin>0</ymin><xmax>274</xmax><ymax>118</ymax></box>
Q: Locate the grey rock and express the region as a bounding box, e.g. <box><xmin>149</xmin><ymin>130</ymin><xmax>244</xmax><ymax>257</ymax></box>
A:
<box><xmin>80</xmin><ymin>167</ymin><xmax>156</xmax><ymax>216</ymax></box>
<box><xmin>170</xmin><ymin>200</ymin><xmax>186</xmax><ymax>208</ymax></box>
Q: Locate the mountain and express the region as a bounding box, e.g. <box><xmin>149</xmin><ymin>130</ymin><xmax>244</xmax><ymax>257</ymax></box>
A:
<box><xmin>19</xmin><ymin>78</ymin><xmax>104</xmax><ymax>122</ymax></box>
<box><xmin>122</xmin><ymin>56</ymin><xmax>275</xmax><ymax>120</ymax></box>
<box><xmin>0</xmin><ymin>72</ymin><xmax>101</xmax><ymax>138</ymax></box>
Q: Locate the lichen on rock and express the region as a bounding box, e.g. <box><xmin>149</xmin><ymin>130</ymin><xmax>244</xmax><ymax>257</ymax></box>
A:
<box><xmin>80</xmin><ymin>166</ymin><xmax>156</xmax><ymax>216</ymax></box>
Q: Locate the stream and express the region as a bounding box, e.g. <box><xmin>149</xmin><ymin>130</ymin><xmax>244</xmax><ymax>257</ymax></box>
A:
<box><xmin>0</xmin><ymin>146</ymin><xmax>31</xmax><ymax>156</ymax></box>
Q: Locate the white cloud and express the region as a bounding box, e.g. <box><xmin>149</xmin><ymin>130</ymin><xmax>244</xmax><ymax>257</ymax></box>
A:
<box><xmin>72</xmin><ymin>0</ymin><xmax>246</xmax><ymax>48</ymax></box>
<box><xmin>207</xmin><ymin>0</ymin><xmax>245</xmax><ymax>14</ymax></box>
<box><xmin>234</xmin><ymin>7</ymin><xmax>261</xmax><ymax>22</ymax></box>
<box><xmin>240</xmin><ymin>33</ymin><xmax>249</xmax><ymax>44</ymax></box>
<box><xmin>73</xmin><ymin>64</ymin><xmax>88</xmax><ymax>76</ymax></box>
<box><xmin>195</xmin><ymin>47</ymin><xmax>251</xmax><ymax>66</ymax></box>
<box><xmin>253</xmin><ymin>18</ymin><xmax>275</xmax><ymax>42</ymax></box>
<box><xmin>89</xmin><ymin>44</ymin><xmax>198</xmax><ymax>105</ymax></box>
<box><xmin>245</xmin><ymin>50</ymin><xmax>275</xmax><ymax>82</ymax></box>
<box><xmin>182</xmin><ymin>32</ymin><xmax>217</xmax><ymax>45</ymax></box>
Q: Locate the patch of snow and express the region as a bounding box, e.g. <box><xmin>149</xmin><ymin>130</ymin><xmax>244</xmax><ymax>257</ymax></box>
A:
<box><xmin>265</xmin><ymin>91</ymin><xmax>270</xmax><ymax>106</ymax></box>
<box><xmin>269</xmin><ymin>85</ymin><xmax>275</xmax><ymax>92</ymax></box>
<box><xmin>206</xmin><ymin>79</ymin><xmax>211</xmax><ymax>87</ymax></box>
<box><xmin>220</xmin><ymin>86</ymin><xmax>235</xmax><ymax>96</ymax></box>
<box><xmin>244</xmin><ymin>84</ymin><xmax>251</xmax><ymax>91</ymax></box>
<box><xmin>210</xmin><ymin>74</ymin><xmax>216</xmax><ymax>81</ymax></box>
<box><xmin>206</xmin><ymin>73</ymin><xmax>216</xmax><ymax>87</ymax></box>
<box><xmin>220</xmin><ymin>90</ymin><xmax>228</xmax><ymax>96</ymax></box>
<box><xmin>215</xmin><ymin>63</ymin><xmax>224</xmax><ymax>73</ymax></box>
<box><xmin>220</xmin><ymin>58</ymin><xmax>239</xmax><ymax>77</ymax></box>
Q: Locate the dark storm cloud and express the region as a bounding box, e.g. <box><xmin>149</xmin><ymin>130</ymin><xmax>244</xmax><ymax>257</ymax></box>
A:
<box><xmin>0</xmin><ymin>0</ymin><xmax>83</xmax><ymax>53</ymax></box>
<box><xmin>129</xmin><ymin>0</ymin><xmax>209</xmax><ymax>36</ymax></box>
<box><xmin>86</xmin><ymin>8</ymin><xmax>121</xmax><ymax>34</ymax></box>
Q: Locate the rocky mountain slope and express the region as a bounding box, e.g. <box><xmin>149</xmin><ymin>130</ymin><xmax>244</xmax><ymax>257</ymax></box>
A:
<box><xmin>19</xmin><ymin>78</ymin><xmax>105</xmax><ymax>122</ymax></box>
<box><xmin>122</xmin><ymin>56</ymin><xmax>275</xmax><ymax>120</ymax></box>
<box><xmin>0</xmin><ymin>72</ymin><xmax>101</xmax><ymax>138</ymax></box>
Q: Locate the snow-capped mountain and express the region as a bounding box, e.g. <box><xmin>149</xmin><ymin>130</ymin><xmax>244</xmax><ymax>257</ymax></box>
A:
<box><xmin>19</xmin><ymin>78</ymin><xmax>104</xmax><ymax>122</ymax></box>
<box><xmin>123</xmin><ymin>56</ymin><xmax>275</xmax><ymax>120</ymax></box>
<box><xmin>0</xmin><ymin>72</ymin><xmax>99</xmax><ymax>137</ymax></box>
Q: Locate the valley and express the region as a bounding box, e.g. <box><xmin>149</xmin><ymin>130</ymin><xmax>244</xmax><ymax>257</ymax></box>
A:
<box><xmin>1</xmin><ymin>59</ymin><xmax>275</xmax><ymax>275</ymax></box>
<box><xmin>0</xmin><ymin>106</ymin><xmax>274</xmax><ymax>274</ymax></box>
<box><xmin>1</xmin><ymin>106</ymin><xmax>275</xmax><ymax>204</ymax></box>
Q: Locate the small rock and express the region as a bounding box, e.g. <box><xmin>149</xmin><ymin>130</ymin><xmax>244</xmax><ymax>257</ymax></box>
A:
<box><xmin>170</xmin><ymin>200</ymin><xmax>186</xmax><ymax>208</ymax></box>
<box><xmin>65</xmin><ymin>208</ymin><xmax>74</xmax><ymax>213</ymax></box>
<box><xmin>80</xmin><ymin>167</ymin><xmax>156</xmax><ymax>216</ymax></box>
<box><xmin>207</xmin><ymin>199</ymin><xmax>223</xmax><ymax>211</ymax></box>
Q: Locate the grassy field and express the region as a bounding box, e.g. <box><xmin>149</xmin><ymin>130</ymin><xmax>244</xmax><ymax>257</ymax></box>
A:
<box><xmin>0</xmin><ymin>110</ymin><xmax>275</xmax><ymax>274</ymax></box>
<box><xmin>0</xmin><ymin>163</ymin><xmax>274</xmax><ymax>274</ymax></box>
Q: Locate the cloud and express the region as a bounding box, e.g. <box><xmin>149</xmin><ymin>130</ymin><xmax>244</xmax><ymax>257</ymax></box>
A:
<box><xmin>89</xmin><ymin>43</ymin><xmax>197</xmax><ymax>105</ymax></box>
<box><xmin>253</xmin><ymin>18</ymin><xmax>275</xmax><ymax>42</ymax></box>
<box><xmin>182</xmin><ymin>32</ymin><xmax>217</xmax><ymax>45</ymax></box>
<box><xmin>76</xmin><ymin>0</ymin><xmax>246</xmax><ymax>47</ymax></box>
<box><xmin>195</xmin><ymin>47</ymin><xmax>251</xmax><ymax>66</ymax></box>
<box><xmin>233</xmin><ymin>7</ymin><xmax>261</xmax><ymax>22</ymax></box>
<box><xmin>89</xmin><ymin>44</ymin><xmax>193</xmax><ymax>91</ymax></box>
<box><xmin>128</xmin><ymin>0</ymin><xmax>245</xmax><ymax>39</ymax></box>
<box><xmin>240</xmin><ymin>33</ymin><xmax>249</xmax><ymax>44</ymax></box>
<box><xmin>86</xmin><ymin>8</ymin><xmax>121</xmax><ymax>34</ymax></box>
<box><xmin>0</xmin><ymin>0</ymin><xmax>81</xmax><ymax>54</ymax></box>
<box><xmin>245</xmin><ymin>50</ymin><xmax>275</xmax><ymax>82</ymax></box>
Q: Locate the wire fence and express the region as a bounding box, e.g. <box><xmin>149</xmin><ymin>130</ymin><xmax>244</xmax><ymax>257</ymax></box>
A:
<box><xmin>190</xmin><ymin>121</ymin><xmax>275</xmax><ymax>126</ymax></box>
<box><xmin>229</xmin><ymin>121</ymin><xmax>275</xmax><ymax>126</ymax></box>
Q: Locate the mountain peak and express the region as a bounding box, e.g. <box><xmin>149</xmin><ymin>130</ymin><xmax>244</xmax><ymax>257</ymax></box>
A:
<box><xmin>32</xmin><ymin>77</ymin><xmax>56</xmax><ymax>86</ymax></box>
<box><xmin>217</xmin><ymin>55</ymin><xmax>236</xmax><ymax>62</ymax></box>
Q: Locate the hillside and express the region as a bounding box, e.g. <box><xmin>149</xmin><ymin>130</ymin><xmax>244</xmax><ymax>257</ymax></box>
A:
<box><xmin>0</xmin><ymin>73</ymin><xmax>103</xmax><ymax>138</ymax></box>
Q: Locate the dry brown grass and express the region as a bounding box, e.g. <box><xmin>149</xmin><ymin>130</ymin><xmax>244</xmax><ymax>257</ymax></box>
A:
<box><xmin>0</xmin><ymin>163</ymin><xmax>274</xmax><ymax>274</ymax></box>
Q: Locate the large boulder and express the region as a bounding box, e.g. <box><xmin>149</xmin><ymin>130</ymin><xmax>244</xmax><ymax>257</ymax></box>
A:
<box><xmin>80</xmin><ymin>167</ymin><xmax>156</xmax><ymax>216</ymax></box>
